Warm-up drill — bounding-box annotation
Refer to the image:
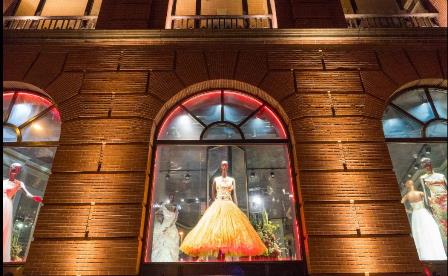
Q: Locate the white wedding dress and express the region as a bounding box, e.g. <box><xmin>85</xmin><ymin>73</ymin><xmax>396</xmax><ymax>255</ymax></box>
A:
<box><xmin>151</xmin><ymin>204</ymin><xmax>179</xmax><ymax>262</ymax></box>
<box><xmin>410</xmin><ymin>201</ymin><xmax>447</xmax><ymax>260</ymax></box>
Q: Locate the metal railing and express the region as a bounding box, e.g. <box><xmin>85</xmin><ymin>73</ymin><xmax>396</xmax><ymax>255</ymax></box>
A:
<box><xmin>170</xmin><ymin>15</ymin><xmax>273</xmax><ymax>29</ymax></box>
<box><xmin>3</xmin><ymin>16</ymin><xmax>98</xmax><ymax>30</ymax></box>
<box><xmin>345</xmin><ymin>13</ymin><xmax>439</xmax><ymax>28</ymax></box>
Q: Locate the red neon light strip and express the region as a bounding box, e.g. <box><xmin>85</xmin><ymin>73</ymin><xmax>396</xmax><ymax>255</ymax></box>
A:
<box><xmin>263</xmin><ymin>106</ymin><xmax>287</xmax><ymax>138</ymax></box>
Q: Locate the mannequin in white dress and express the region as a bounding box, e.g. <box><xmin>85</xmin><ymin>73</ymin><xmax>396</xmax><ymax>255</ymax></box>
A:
<box><xmin>3</xmin><ymin>163</ymin><xmax>42</xmax><ymax>262</ymax></box>
<box><xmin>401</xmin><ymin>180</ymin><xmax>446</xmax><ymax>260</ymax></box>
<box><xmin>151</xmin><ymin>194</ymin><xmax>179</xmax><ymax>262</ymax></box>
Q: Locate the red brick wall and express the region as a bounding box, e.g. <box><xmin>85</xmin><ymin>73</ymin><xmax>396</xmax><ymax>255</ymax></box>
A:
<box><xmin>3</xmin><ymin>31</ymin><xmax>446</xmax><ymax>275</ymax></box>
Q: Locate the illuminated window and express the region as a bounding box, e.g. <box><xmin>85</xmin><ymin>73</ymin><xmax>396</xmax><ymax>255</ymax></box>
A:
<box><xmin>167</xmin><ymin>0</ymin><xmax>277</xmax><ymax>29</ymax></box>
<box><xmin>382</xmin><ymin>86</ymin><xmax>448</xmax><ymax>261</ymax></box>
<box><xmin>3</xmin><ymin>90</ymin><xmax>61</xmax><ymax>263</ymax></box>
<box><xmin>145</xmin><ymin>90</ymin><xmax>301</xmax><ymax>263</ymax></box>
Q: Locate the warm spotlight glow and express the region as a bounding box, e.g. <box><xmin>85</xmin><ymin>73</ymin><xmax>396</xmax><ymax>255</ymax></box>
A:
<box><xmin>31</xmin><ymin>122</ymin><xmax>43</xmax><ymax>131</ymax></box>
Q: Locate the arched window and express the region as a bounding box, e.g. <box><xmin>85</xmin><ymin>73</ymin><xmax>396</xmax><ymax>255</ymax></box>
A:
<box><xmin>382</xmin><ymin>86</ymin><xmax>447</xmax><ymax>261</ymax></box>
<box><xmin>144</xmin><ymin>90</ymin><xmax>301</xmax><ymax>263</ymax></box>
<box><xmin>3</xmin><ymin>89</ymin><xmax>61</xmax><ymax>263</ymax></box>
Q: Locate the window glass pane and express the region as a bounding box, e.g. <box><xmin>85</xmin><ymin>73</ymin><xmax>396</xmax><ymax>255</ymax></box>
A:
<box><xmin>3</xmin><ymin>93</ymin><xmax>14</xmax><ymax>123</ymax></box>
<box><xmin>21</xmin><ymin>108</ymin><xmax>61</xmax><ymax>142</ymax></box>
<box><xmin>426</xmin><ymin>121</ymin><xmax>448</xmax><ymax>138</ymax></box>
<box><xmin>392</xmin><ymin>89</ymin><xmax>435</xmax><ymax>123</ymax></box>
<box><xmin>241</xmin><ymin>106</ymin><xmax>286</xmax><ymax>139</ymax></box>
<box><xmin>382</xmin><ymin>106</ymin><xmax>422</xmax><ymax>138</ymax></box>
<box><xmin>202</xmin><ymin>123</ymin><xmax>242</xmax><ymax>140</ymax></box>
<box><xmin>3</xmin><ymin>126</ymin><xmax>18</xmax><ymax>143</ymax></box>
<box><xmin>7</xmin><ymin>93</ymin><xmax>53</xmax><ymax>127</ymax></box>
<box><xmin>201</xmin><ymin>0</ymin><xmax>243</xmax><ymax>15</ymax></box>
<box><xmin>3</xmin><ymin>146</ymin><xmax>57</xmax><ymax>262</ymax></box>
<box><xmin>386</xmin><ymin>142</ymin><xmax>447</xmax><ymax>261</ymax></box>
<box><xmin>248</xmin><ymin>0</ymin><xmax>268</xmax><ymax>15</ymax></box>
<box><xmin>429</xmin><ymin>88</ymin><xmax>448</xmax><ymax>119</ymax></box>
<box><xmin>158</xmin><ymin>107</ymin><xmax>204</xmax><ymax>140</ymax></box>
<box><xmin>14</xmin><ymin>0</ymin><xmax>39</xmax><ymax>16</ymax></box>
<box><xmin>223</xmin><ymin>90</ymin><xmax>262</xmax><ymax>124</ymax></box>
<box><xmin>182</xmin><ymin>91</ymin><xmax>222</xmax><ymax>125</ymax></box>
<box><xmin>175</xmin><ymin>0</ymin><xmax>196</xmax><ymax>15</ymax></box>
<box><xmin>146</xmin><ymin>144</ymin><xmax>300</xmax><ymax>263</ymax></box>
<box><xmin>41</xmin><ymin>0</ymin><xmax>88</xmax><ymax>16</ymax></box>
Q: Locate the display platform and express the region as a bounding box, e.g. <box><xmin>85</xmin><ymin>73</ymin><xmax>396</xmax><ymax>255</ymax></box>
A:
<box><xmin>141</xmin><ymin>261</ymin><xmax>306</xmax><ymax>276</ymax></box>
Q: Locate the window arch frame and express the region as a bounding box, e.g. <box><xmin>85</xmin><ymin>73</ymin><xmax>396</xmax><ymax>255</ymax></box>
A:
<box><xmin>383</xmin><ymin>85</ymin><xmax>447</xmax><ymax>143</ymax></box>
<box><xmin>3</xmin><ymin>88</ymin><xmax>61</xmax><ymax>147</ymax></box>
<box><xmin>142</xmin><ymin>89</ymin><xmax>305</xmax><ymax>265</ymax></box>
<box><xmin>156</xmin><ymin>88</ymin><xmax>289</xmax><ymax>145</ymax></box>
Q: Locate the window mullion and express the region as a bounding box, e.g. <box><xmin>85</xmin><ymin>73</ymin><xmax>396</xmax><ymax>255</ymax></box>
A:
<box><xmin>424</xmin><ymin>87</ymin><xmax>440</xmax><ymax>119</ymax></box>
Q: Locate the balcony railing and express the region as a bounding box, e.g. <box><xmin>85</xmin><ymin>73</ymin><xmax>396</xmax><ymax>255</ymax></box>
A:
<box><xmin>3</xmin><ymin>16</ymin><xmax>98</xmax><ymax>30</ymax></box>
<box><xmin>345</xmin><ymin>13</ymin><xmax>439</xmax><ymax>28</ymax></box>
<box><xmin>169</xmin><ymin>15</ymin><xmax>273</xmax><ymax>29</ymax></box>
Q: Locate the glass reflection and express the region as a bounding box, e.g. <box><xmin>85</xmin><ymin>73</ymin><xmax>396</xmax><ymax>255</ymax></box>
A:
<box><xmin>21</xmin><ymin>108</ymin><xmax>61</xmax><ymax>142</ymax></box>
<box><xmin>202</xmin><ymin>123</ymin><xmax>242</xmax><ymax>140</ymax></box>
<box><xmin>3</xmin><ymin>127</ymin><xmax>17</xmax><ymax>143</ymax></box>
<box><xmin>147</xmin><ymin>144</ymin><xmax>300</xmax><ymax>262</ymax></box>
<box><xmin>7</xmin><ymin>93</ymin><xmax>53</xmax><ymax>127</ymax></box>
<box><xmin>3</xmin><ymin>93</ymin><xmax>14</xmax><ymax>122</ymax></box>
<box><xmin>383</xmin><ymin>106</ymin><xmax>422</xmax><ymax>138</ymax></box>
<box><xmin>158</xmin><ymin>107</ymin><xmax>204</xmax><ymax>140</ymax></box>
<box><xmin>183</xmin><ymin>91</ymin><xmax>222</xmax><ymax>125</ymax></box>
<box><xmin>429</xmin><ymin>88</ymin><xmax>448</xmax><ymax>119</ymax></box>
<box><xmin>3</xmin><ymin>147</ymin><xmax>57</xmax><ymax>262</ymax></box>
<box><xmin>241</xmin><ymin>107</ymin><xmax>286</xmax><ymax>139</ymax></box>
<box><xmin>223</xmin><ymin>91</ymin><xmax>262</xmax><ymax>124</ymax></box>
<box><xmin>392</xmin><ymin>89</ymin><xmax>435</xmax><ymax>123</ymax></box>
<box><xmin>426</xmin><ymin>121</ymin><xmax>448</xmax><ymax>138</ymax></box>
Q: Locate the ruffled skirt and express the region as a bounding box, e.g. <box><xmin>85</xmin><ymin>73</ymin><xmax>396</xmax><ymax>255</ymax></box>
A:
<box><xmin>180</xmin><ymin>199</ymin><xmax>267</xmax><ymax>257</ymax></box>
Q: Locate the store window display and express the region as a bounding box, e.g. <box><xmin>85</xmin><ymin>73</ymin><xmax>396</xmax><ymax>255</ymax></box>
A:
<box><xmin>145</xmin><ymin>90</ymin><xmax>301</xmax><ymax>263</ymax></box>
<box><xmin>383</xmin><ymin>86</ymin><xmax>447</xmax><ymax>261</ymax></box>
<box><xmin>2</xmin><ymin>90</ymin><xmax>61</xmax><ymax>262</ymax></box>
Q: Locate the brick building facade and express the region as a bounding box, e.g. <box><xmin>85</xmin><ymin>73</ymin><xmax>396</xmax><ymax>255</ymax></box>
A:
<box><xmin>3</xmin><ymin>0</ymin><xmax>448</xmax><ymax>275</ymax></box>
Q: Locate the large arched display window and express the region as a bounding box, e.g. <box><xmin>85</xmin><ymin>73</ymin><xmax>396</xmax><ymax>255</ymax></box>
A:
<box><xmin>144</xmin><ymin>90</ymin><xmax>301</xmax><ymax>263</ymax></box>
<box><xmin>3</xmin><ymin>89</ymin><xmax>61</xmax><ymax>263</ymax></box>
<box><xmin>382</xmin><ymin>86</ymin><xmax>447</xmax><ymax>261</ymax></box>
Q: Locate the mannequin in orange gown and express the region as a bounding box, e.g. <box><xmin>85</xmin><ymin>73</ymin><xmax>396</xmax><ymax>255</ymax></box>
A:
<box><xmin>180</xmin><ymin>161</ymin><xmax>266</xmax><ymax>259</ymax></box>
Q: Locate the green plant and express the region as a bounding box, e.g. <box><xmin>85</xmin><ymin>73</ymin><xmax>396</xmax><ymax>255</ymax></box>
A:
<box><xmin>11</xmin><ymin>232</ymin><xmax>23</xmax><ymax>261</ymax></box>
<box><xmin>252</xmin><ymin>211</ymin><xmax>283</xmax><ymax>258</ymax></box>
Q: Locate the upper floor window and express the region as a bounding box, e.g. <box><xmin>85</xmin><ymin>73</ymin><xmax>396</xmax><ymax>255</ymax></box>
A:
<box><xmin>3</xmin><ymin>89</ymin><xmax>61</xmax><ymax>263</ymax></box>
<box><xmin>166</xmin><ymin>0</ymin><xmax>278</xmax><ymax>29</ymax></box>
<box><xmin>341</xmin><ymin>0</ymin><xmax>440</xmax><ymax>28</ymax></box>
<box><xmin>3</xmin><ymin>0</ymin><xmax>102</xmax><ymax>30</ymax></box>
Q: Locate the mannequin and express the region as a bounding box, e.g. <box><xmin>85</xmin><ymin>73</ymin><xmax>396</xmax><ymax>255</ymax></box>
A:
<box><xmin>151</xmin><ymin>194</ymin><xmax>179</xmax><ymax>262</ymax></box>
<box><xmin>3</xmin><ymin>163</ymin><xmax>42</xmax><ymax>262</ymax></box>
<box><xmin>419</xmin><ymin>157</ymin><xmax>447</xmax><ymax>251</ymax></box>
<box><xmin>180</xmin><ymin>161</ymin><xmax>266</xmax><ymax>259</ymax></box>
<box><xmin>401</xmin><ymin>180</ymin><xmax>446</xmax><ymax>260</ymax></box>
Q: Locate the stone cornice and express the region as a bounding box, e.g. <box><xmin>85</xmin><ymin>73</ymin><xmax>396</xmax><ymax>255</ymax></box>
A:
<box><xmin>3</xmin><ymin>28</ymin><xmax>447</xmax><ymax>46</ymax></box>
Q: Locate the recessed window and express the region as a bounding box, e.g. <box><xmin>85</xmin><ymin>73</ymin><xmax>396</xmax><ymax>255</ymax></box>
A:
<box><xmin>382</xmin><ymin>86</ymin><xmax>447</xmax><ymax>261</ymax></box>
<box><xmin>145</xmin><ymin>90</ymin><xmax>301</xmax><ymax>263</ymax></box>
<box><xmin>3</xmin><ymin>90</ymin><xmax>61</xmax><ymax>263</ymax></box>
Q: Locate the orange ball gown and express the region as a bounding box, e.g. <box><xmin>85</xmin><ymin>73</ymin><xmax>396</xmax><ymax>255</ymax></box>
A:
<box><xmin>180</xmin><ymin>176</ymin><xmax>267</xmax><ymax>257</ymax></box>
